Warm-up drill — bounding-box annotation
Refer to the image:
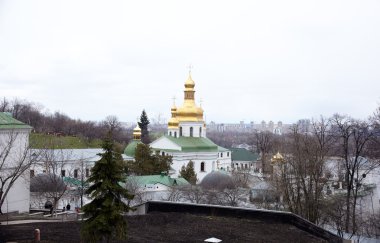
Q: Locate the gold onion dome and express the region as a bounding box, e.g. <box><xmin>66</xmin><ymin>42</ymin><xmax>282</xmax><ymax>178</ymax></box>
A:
<box><xmin>175</xmin><ymin>73</ymin><xmax>204</xmax><ymax>122</ymax></box>
<box><xmin>271</xmin><ymin>152</ymin><xmax>284</xmax><ymax>164</ymax></box>
<box><xmin>168</xmin><ymin>104</ymin><xmax>179</xmax><ymax>128</ymax></box>
<box><xmin>184</xmin><ymin>73</ymin><xmax>195</xmax><ymax>88</ymax></box>
<box><xmin>133</xmin><ymin>125</ymin><xmax>141</xmax><ymax>140</ymax></box>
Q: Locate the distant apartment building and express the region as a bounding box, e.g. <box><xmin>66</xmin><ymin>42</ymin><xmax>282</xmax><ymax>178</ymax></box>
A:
<box><xmin>207</xmin><ymin>120</ymin><xmax>293</xmax><ymax>135</ymax></box>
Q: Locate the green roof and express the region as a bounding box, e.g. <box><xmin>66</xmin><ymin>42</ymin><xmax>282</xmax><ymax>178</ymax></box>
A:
<box><xmin>0</xmin><ymin>112</ymin><xmax>33</xmax><ymax>130</ymax></box>
<box><xmin>231</xmin><ymin>148</ymin><xmax>259</xmax><ymax>162</ymax></box>
<box><xmin>164</xmin><ymin>135</ymin><xmax>218</xmax><ymax>152</ymax></box>
<box><xmin>127</xmin><ymin>174</ymin><xmax>190</xmax><ymax>187</ymax></box>
<box><xmin>63</xmin><ymin>177</ymin><xmax>89</xmax><ymax>187</ymax></box>
<box><xmin>218</xmin><ymin>146</ymin><xmax>229</xmax><ymax>152</ymax></box>
<box><xmin>124</xmin><ymin>140</ymin><xmax>142</xmax><ymax>157</ymax></box>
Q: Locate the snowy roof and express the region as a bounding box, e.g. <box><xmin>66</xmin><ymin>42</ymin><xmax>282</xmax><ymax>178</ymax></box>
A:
<box><xmin>31</xmin><ymin>148</ymin><xmax>103</xmax><ymax>162</ymax></box>
<box><xmin>127</xmin><ymin>174</ymin><xmax>190</xmax><ymax>187</ymax></box>
<box><xmin>251</xmin><ymin>181</ymin><xmax>273</xmax><ymax>191</ymax></box>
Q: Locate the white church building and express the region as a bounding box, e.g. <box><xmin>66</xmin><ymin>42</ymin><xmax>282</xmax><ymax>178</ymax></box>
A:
<box><xmin>125</xmin><ymin>73</ymin><xmax>231</xmax><ymax>181</ymax></box>
<box><xmin>0</xmin><ymin>112</ymin><xmax>33</xmax><ymax>213</ymax></box>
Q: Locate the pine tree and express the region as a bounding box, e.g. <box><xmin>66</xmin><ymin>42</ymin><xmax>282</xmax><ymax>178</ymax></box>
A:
<box><xmin>81</xmin><ymin>132</ymin><xmax>134</xmax><ymax>243</ymax></box>
<box><xmin>129</xmin><ymin>143</ymin><xmax>172</xmax><ymax>175</ymax></box>
<box><xmin>138</xmin><ymin>109</ymin><xmax>150</xmax><ymax>144</ymax></box>
<box><xmin>180</xmin><ymin>160</ymin><xmax>197</xmax><ymax>185</ymax></box>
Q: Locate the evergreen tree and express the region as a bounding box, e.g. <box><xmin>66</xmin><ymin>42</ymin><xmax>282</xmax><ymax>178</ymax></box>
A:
<box><xmin>129</xmin><ymin>143</ymin><xmax>172</xmax><ymax>175</ymax></box>
<box><xmin>81</xmin><ymin>132</ymin><xmax>134</xmax><ymax>243</ymax></box>
<box><xmin>138</xmin><ymin>109</ymin><xmax>150</xmax><ymax>144</ymax></box>
<box><xmin>180</xmin><ymin>160</ymin><xmax>197</xmax><ymax>185</ymax></box>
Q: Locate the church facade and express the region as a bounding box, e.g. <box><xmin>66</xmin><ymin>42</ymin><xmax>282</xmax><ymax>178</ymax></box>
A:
<box><xmin>126</xmin><ymin>74</ymin><xmax>231</xmax><ymax>182</ymax></box>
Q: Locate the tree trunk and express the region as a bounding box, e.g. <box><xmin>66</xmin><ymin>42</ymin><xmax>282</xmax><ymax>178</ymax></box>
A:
<box><xmin>345</xmin><ymin>173</ymin><xmax>352</xmax><ymax>232</ymax></box>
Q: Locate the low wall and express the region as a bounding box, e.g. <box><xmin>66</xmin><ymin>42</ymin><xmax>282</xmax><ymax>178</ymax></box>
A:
<box><xmin>142</xmin><ymin>201</ymin><xmax>342</xmax><ymax>243</ymax></box>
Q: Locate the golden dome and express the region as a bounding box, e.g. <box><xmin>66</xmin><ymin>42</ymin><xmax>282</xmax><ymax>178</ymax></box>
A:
<box><xmin>185</xmin><ymin>73</ymin><xmax>195</xmax><ymax>88</ymax></box>
<box><xmin>168</xmin><ymin>104</ymin><xmax>179</xmax><ymax>128</ymax></box>
<box><xmin>271</xmin><ymin>152</ymin><xmax>284</xmax><ymax>164</ymax></box>
<box><xmin>168</xmin><ymin>118</ymin><xmax>179</xmax><ymax>128</ymax></box>
<box><xmin>174</xmin><ymin>73</ymin><xmax>204</xmax><ymax>122</ymax></box>
<box><xmin>133</xmin><ymin>124</ymin><xmax>141</xmax><ymax>140</ymax></box>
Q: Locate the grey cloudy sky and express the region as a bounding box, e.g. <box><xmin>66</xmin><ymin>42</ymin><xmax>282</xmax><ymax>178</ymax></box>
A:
<box><xmin>1</xmin><ymin>0</ymin><xmax>379</xmax><ymax>124</ymax></box>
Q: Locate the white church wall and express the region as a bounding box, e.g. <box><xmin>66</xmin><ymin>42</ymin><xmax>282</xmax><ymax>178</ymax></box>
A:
<box><xmin>179</xmin><ymin>122</ymin><xmax>204</xmax><ymax>137</ymax></box>
<box><xmin>1</xmin><ymin>171</ymin><xmax>30</xmax><ymax>213</ymax></box>
<box><xmin>0</xmin><ymin>129</ymin><xmax>31</xmax><ymax>213</ymax></box>
<box><xmin>168</xmin><ymin>151</ymin><xmax>232</xmax><ymax>182</ymax></box>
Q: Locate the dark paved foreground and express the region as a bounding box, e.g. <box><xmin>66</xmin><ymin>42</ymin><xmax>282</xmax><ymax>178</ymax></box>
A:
<box><xmin>0</xmin><ymin>212</ymin><xmax>327</xmax><ymax>243</ymax></box>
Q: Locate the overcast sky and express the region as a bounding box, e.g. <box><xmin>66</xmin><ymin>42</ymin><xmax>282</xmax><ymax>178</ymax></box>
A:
<box><xmin>1</xmin><ymin>0</ymin><xmax>379</xmax><ymax>124</ymax></box>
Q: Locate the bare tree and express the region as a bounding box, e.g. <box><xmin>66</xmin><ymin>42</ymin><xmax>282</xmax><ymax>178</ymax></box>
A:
<box><xmin>320</xmin><ymin>194</ymin><xmax>347</xmax><ymax>238</ymax></box>
<box><xmin>0</xmin><ymin>129</ymin><xmax>39</xmax><ymax>214</ymax></box>
<box><xmin>231</xmin><ymin>170</ymin><xmax>250</xmax><ymax>188</ymax></box>
<box><xmin>181</xmin><ymin>185</ymin><xmax>205</xmax><ymax>204</ymax></box>
<box><xmin>330</xmin><ymin>114</ymin><xmax>379</xmax><ymax>235</ymax></box>
<box><xmin>252</xmin><ymin>130</ymin><xmax>275</xmax><ymax>174</ymax></box>
<box><xmin>31</xmin><ymin>149</ymin><xmax>74</xmax><ymax>215</ymax></box>
<box><xmin>124</xmin><ymin>177</ymin><xmax>144</xmax><ymax>205</ymax></box>
<box><xmin>272</xmin><ymin>117</ymin><xmax>333</xmax><ymax>224</ymax></box>
<box><xmin>164</xmin><ymin>186</ymin><xmax>184</xmax><ymax>202</ymax></box>
<box><xmin>0</xmin><ymin>98</ymin><xmax>10</xmax><ymax>112</ymax></box>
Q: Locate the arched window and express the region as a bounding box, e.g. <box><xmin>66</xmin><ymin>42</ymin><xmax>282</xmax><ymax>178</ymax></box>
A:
<box><xmin>179</xmin><ymin>127</ymin><xmax>182</xmax><ymax>136</ymax></box>
<box><xmin>174</xmin><ymin>131</ymin><xmax>177</xmax><ymax>138</ymax></box>
<box><xmin>190</xmin><ymin>127</ymin><xmax>193</xmax><ymax>137</ymax></box>
<box><xmin>227</xmin><ymin>152</ymin><xmax>229</xmax><ymax>157</ymax></box>
<box><xmin>199</xmin><ymin>127</ymin><xmax>202</xmax><ymax>137</ymax></box>
<box><xmin>200</xmin><ymin>162</ymin><xmax>205</xmax><ymax>172</ymax></box>
<box><xmin>169</xmin><ymin>131</ymin><xmax>172</xmax><ymax>136</ymax></box>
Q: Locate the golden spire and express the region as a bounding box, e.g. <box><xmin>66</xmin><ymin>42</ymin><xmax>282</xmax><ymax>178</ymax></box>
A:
<box><xmin>174</xmin><ymin>72</ymin><xmax>204</xmax><ymax>122</ymax></box>
<box><xmin>133</xmin><ymin>124</ymin><xmax>141</xmax><ymax>140</ymax></box>
<box><xmin>184</xmin><ymin>73</ymin><xmax>195</xmax><ymax>100</ymax></box>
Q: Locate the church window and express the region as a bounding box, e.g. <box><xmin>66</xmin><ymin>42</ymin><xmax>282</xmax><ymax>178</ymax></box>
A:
<box><xmin>200</xmin><ymin>162</ymin><xmax>205</xmax><ymax>172</ymax></box>
<box><xmin>180</xmin><ymin>127</ymin><xmax>183</xmax><ymax>136</ymax></box>
<box><xmin>199</xmin><ymin>127</ymin><xmax>202</xmax><ymax>137</ymax></box>
<box><xmin>190</xmin><ymin>127</ymin><xmax>193</xmax><ymax>137</ymax></box>
<box><xmin>169</xmin><ymin>131</ymin><xmax>172</xmax><ymax>136</ymax></box>
<box><xmin>174</xmin><ymin>131</ymin><xmax>177</xmax><ymax>138</ymax></box>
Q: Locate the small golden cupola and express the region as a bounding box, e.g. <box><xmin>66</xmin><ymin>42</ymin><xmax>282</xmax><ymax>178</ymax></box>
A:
<box><xmin>271</xmin><ymin>152</ymin><xmax>284</xmax><ymax>164</ymax></box>
<box><xmin>168</xmin><ymin>103</ymin><xmax>179</xmax><ymax>129</ymax></box>
<box><xmin>176</xmin><ymin>73</ymin><xmax>204</xmax><ymax>122</ymax></box>
<box><xmin>132</xmin><ymin>124</ymin><xmax>141</xmax><ymax>140</ymax></box>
